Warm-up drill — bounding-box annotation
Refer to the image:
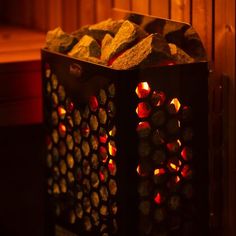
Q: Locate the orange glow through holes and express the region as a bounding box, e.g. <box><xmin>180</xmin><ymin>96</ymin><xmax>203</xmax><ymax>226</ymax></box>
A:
<box><xmin>99</xmin><ymin>129</ymin><xmax>108</xmax><ymax>144</ymax></box>
<box><xmin>170</xmin><ymin>98</ymin><xmax>181</xmax><ymax>113</ymax></box>
<box><xmin>151</xmin><ymin>91</ymin><xmax>166</xmax><ymax>106</ymax></box>
<box><xmin>89</xmin><ymin>96</ymin><xmax>99</xmax><ymax>112</ymax></box>
<box><xmin>59</xmin><ymin>123</ymin><xmax>66</xmax><ymax>136</ymax></box>
<box><xmin>167</xmin><ymin>139</ymin><xmax>181</xmax><ymax>153</ymax></box>
<box><xmin>136</xmin><ymin>102</ymin><xmax>151</xmax><ymax>118</ymax></box>
<box><xmin>135</xmin><ymin>82</ymin><xmax>151</xmax><ymax>98</ymax></box>
<box><xmin>154</xmin><ymin>193</ymin><xmax>162</xmax><ymax>205</ymax></box>
<box><xmin>108</xmin><ymin>159</ymin><xmax>116</xmax><ymax>174</ymax></box>
<box><xmin>108</xmin><ymin>142</ymin><xmax>117</xmax><ymax>156</ymax></box>
<box><xmin>154</xmin><ymin>168</ymin><xmax>165</xmax><ymax>176</ymax></box>
<box><xmin>168</xmin><ymin>159</ymin><xmax>182</xmax><ymax>172</ymax></box>
<box><xmin>136</xmin><ymin>165</ymin><xmax>147</xmax><ymax>177</ymax></box>
<box><xmin>58</xmin><ymin>106</ymin><xmax>66</xmax><ymax>118</ymax></box>
<box><xmin>99</xmin><ymin>171</ymin><xmax>105</xmax><ymax>182</ymax></box>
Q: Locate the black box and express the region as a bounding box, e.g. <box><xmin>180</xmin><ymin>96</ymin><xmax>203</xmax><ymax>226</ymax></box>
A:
<box><xmin>42</xmin><ymin>13</ymin><xmax>209</xmax><ymax>236</ymax></box>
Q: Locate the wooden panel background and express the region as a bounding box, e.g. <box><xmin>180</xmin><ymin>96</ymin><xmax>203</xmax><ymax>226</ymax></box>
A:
<box><xmin>0</xmin><ymin>0</ymin><xmax>235</xmax><ymax>235</ymax></box>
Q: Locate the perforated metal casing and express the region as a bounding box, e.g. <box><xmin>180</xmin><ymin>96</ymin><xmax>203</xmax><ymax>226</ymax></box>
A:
<box><xmin>42</xmin><ymin>13</ymin><xmax>208</xmax><ymax>236</ymax></box>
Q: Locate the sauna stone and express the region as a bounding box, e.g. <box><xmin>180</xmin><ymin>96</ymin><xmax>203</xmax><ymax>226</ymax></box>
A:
<box><xmin>46</xmin><ymin>27</ymin><xmax>78</xmax><ymax>53</ymax></box>
<box><xmin>168</xmin><ymin>43</ymin><xmax>194</xmax><ymax>64</ymax></box>
<box><xmin>101</xmin><ymin>20</ymin><xmax>148</xmax><ymax>63</ymax></box>
<box><xmin>68</xmin><ymin>35</ymin><xmax>101</xmax><ymax>59</ymax></box>
<box><xmin>111</xmin><ymin>33</ymin><xmax>172</xmax><ymax>69</ymax></box>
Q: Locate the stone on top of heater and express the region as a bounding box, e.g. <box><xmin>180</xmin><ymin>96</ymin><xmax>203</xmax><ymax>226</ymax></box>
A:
<box><xmin>45</xmin><ymin>17</ymin><xmax>195</xmax><ymax>69</ymax></box>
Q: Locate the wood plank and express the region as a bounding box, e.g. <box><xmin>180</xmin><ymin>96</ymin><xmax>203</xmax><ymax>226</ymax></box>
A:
<box><xmin>47</xmin><ymin>0</ymin><xmax>63</xmax><ymax>30</ymax></box>
<box><xmin>131</xmin><ymin>0</ymin><xmax>150</xmax><ymax>14</ymax></box>
<box><xmin>62</xmin><ymin>0</ymin><xmax>78</xmax><ymax>32</ymax></box>
<box><xmin>192</xmin><ymin>0</ymin><xmax>213</xmax><ymax>61</ymax></box>
<box><xmin>113</xmin><ymin>0</ymin><xmax>131</xmax><ymax>10</ymax></box>
<box><xmin>77</xmin><ymin>0</ymin><xmax>96</xmax><ymax>27</ymax></box>
<box><xmin>170</xmin><ymin>0</ymin><xmax>191</xmax><ymax>23</ymax></box>
<box><xmin>214</xmin><ymin>0</ymin><xmax>236</xmax><ymax>235</ymax></box>
<box><xmin>32</xmin><ymin>0</ymin><xmax>48</xmax><ymax>31</ymax></box>
<box><xmin>150</xmin><ymin>0</ymin><xmax>170</xmax><ymax>18</ymax></box>
<box><xmin>96</xmin><ymin>0</ymin><xmax>112</xmax><ymax>22</ymax></box>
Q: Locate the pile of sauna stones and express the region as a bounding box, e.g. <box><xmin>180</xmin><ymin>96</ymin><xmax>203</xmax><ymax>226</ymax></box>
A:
<box><xmin>45</xmin><ymin>18</ymin><xmax>196</xmax><ymax>70</ymax></box>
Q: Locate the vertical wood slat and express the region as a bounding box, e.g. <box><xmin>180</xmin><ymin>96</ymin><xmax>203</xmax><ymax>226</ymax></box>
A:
<box><xmin>113</xmin><ymin>0</ymin><xmax>131</xmax><ymax>10</ymax></box>
<box><xmin>96</xmin><ymin>0</ymin><xmax>112</xmax><ymax>22</ymax></box>
<box><xmin>62</xmin><ymin>0</ymin><xmax>78</xmax><ymax>32</ymax></box>
<box><xmin>77</xmin><ymin>0</ymin><xmax>96</xmax><ymax>27</ymax></box>
<box><xmin>150</xmin><ymin>0</ymin><xmax>170</xmax><ymax>18</ymax></box>
<box><xmin>192</xmin><ymin>0</ymin><xmax>213</xmax><ymax>61</ymax></box>
<box><xmin>47</xmin><ymin>0</ymin><xmax>62</xmax><ymax>30</ymax></box>
<box><xmin>131</xmin><ymin>0</ymin><xmax>150</xmax><ymax>14</ymax></box>
<box><xmin>20</xmin><ymin>0</ymin><xmax>34</xmax><ymax>27</ymax></box>
<box><xmin>32</xmin><ymin>0</ymin><xmax>47</xmax><ymax>31</ymax></box>
<box><xmin>214</xmin><ymin>0</ymin><xmax>236</xmax><ymax>235</ymax></box>
<box><xmin>170</xmin><ymin>0</ymin><xmax>191</xmax><ymax>23</ymax></box>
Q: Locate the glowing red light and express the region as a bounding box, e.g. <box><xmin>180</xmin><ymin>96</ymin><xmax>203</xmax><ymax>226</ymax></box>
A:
<box><xmin>66</xmin><ymin>101</ymin><xmax>74</xmax><ymax>113</ymax></box>
<box><xmin>99</xmin><ymin>171</ymin><xmax>105</xmax><ymax>182</ymax></box>
<box><xmin>154</xmin><ymin>168</ymin><xmax>165</xmax><ymax>176</ymax></box>
<box><xmin>151</xmin><ymin>91</ymin><xmax>166</xmax><ymax>106</ymax></box>
<box><xmin>99</xmin><ymin>146</ymin><xmax>108</xmax><ymax>163</ymax></box>
<box><xmin>167</xmin><ymin>139</ymin><xmax>181</xmax><ymax>153</ymax></box>
<box><xmin>136</xmin><ymin>102</ymin><xmax>151</xmax><ymax>118</ymax></box>
<box><xmin>154</xmin><ymin>193</ymin><xmax>162</xmax><ymax>204</ymax></box>
<box><xmin>135</xmin><ymin>82</ymin><xmax>151</xmax><ymax>98</ymax></box>
<box><xmin>108</xmin><ymin>159</ymin><xmax>116</xmax><ymax>175</ymax></box>
<box><xmin>59</xmin><ymin>123</ymin><xmax>66</xmax><ymax>137</ymax></box>
<box><xmin>181</xmin><ymin>165</ymin><xmax>193</xmax><ymax>179</ymax></box>
<box><xmin>81</xmin><ymin>122</ymin><xmax>90</xmax><ymax>137</ymax></box>
<box><xmin>175</xmin><ymin>176</ymin><xmax>181</xmax><ymax>183</ymax></box>
<box><xmin>136</xmin><ymin>122</ymin><xmax>151</xmax><ymax>137</ymax></box>
<box><xmin>99</xmin><ymin>129</ymin><xmax>108</xmax><ymax>144</ymax></box>
<box><xmin>181</xmin><ymin>147</ymin><xmax>192</xmax><ymax>161</ymax></box>
<box><xmin>89</xmin><ymin>96</ymin><xmax>99</xmax><ymax>112</ymax></box>
<box><xmin>136</xmin><ymin>165</ymin><xmax>147</xmax><ymax>177</ymax></box>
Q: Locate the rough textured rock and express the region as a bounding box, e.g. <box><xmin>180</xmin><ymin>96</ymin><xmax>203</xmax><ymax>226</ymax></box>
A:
<box><xmin>111</xmin><ymin>33</ymin><xmax>172</xmax><ymax>70</ymax></box>
<box><xmin>168</xmin><ymin>43</ymin><xmax>194</xmax><ymax>64</ymax></box>
<box><xmin>46</xmin><ymin>27</ymin><xmax>78</xmax><ymax>53</ymax></box>
<box><xmin>101</xmin><ymin>34</ymin><xmax>113</xmax><ymax>61</ymax></box>
<box><xmin>101</xmin><ymin>20</ymin><xmax>148</xmax><ymax>63</ymax></box>
<box><xmin>184</xmin><ymin>28</ymin><xmax>207</xmax><ymax>61</ymax></box>
<box><xmin>68</xmin><ymin>35</ymin><xmax>101</xmax><ymax>59</ymax></box>
<box><xmin>72</xmin><ymin>19</ymin><xmax>123</xmax><ymax>42</ymax></box>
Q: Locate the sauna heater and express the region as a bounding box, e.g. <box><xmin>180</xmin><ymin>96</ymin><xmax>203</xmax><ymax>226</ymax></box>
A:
<box><xmin>42</xmin><ymin>14</ymin><xmax>209</xmax><ymax>236</ymax></box>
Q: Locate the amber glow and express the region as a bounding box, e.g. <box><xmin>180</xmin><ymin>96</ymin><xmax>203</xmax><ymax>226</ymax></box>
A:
<box><xmin>136</xmin><ymin>102</ymin><xmax>151</xmax><ymax>118</ymax></box>
<box><xmin>135</xmin><ymin>82</ymin><xmax>151</xmax><ymax>98</ymax></box>
<box><xmin>108</xmin><ymin>141</ymin><xmax>117</xmax><ymax>156</ymax></box>
<box><xmin>59</xmin><ymin>123</ymin><xmax>66</xmax><ymax>136</ymax></box>
<box><xmin>168</xmin><ymin>159</ymin><xmax>182</xmax><ymax>172</ymax></box>
<box><xmin>154</xmin><ymin>168</ymin><xmax>165</xmax><ymax>176</ymax></box>
<box><xmin>170</xmin><ymin>98</ymin><xmax>181</xmax><ymax>113</ymax></box>
<box><xmin>108</xmin><ymin>159</ymin><xmax>116</xmax><ymax>175</ymax></box>
<box><xmin>58</xmin><ymin>106</ymin><xmax>66</xmax><ymax>118</ymax></box>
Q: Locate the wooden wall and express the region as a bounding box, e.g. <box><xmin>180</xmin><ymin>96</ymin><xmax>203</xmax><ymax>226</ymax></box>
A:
<box><xmin>0</xmin><ymin>0</ymin><xmax>235</xmax><ymax>235</ymax></box>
